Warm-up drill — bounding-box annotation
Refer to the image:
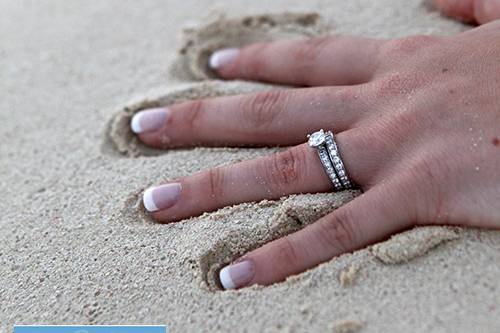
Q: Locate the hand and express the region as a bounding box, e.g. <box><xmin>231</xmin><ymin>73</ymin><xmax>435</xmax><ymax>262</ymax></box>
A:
<box><xmin>130</xmin><ymin>11</ymin><xmax>500</xmax><ymax>289</ymax></box>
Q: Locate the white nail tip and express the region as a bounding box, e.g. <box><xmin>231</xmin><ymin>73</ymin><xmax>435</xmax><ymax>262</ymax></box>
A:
<box><xmin>209</xmin><ymin>53</ymin><xmax>222</xmax><ymax>69</ymax></box>
<box><xmin>209</xmin><ymin>48</ymin><xmax>239</xmax><ymax>69</ymax></box>
<box><xmin>143</xmin><ymin>187</ymin><xmax>159</xmax><ymax>212</ymax></box>
<box><xmin>130</xmin><ymin>112</ymin><xmax>143</xmax><ymax>134</ymax></box>
<box><xmin>219</xmin><ymin>266</ymin><xmax>236</xmax><ymax>290</ymax></box>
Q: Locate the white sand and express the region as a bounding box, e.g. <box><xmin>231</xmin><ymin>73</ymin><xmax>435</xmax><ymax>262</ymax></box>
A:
<box><xmin>1</xmin><ymin>0</ymin><xmax>499</xmax><ymax>332</ymax></box>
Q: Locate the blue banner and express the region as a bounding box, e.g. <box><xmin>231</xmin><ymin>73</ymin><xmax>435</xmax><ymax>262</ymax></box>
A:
<box><xmin>14</xmin><ymin>326</ymin><xmax>167</xmax><ymax>333</ymax></box>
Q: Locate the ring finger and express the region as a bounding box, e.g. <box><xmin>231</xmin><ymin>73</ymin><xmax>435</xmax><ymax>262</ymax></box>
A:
<box><xmin>144</xmin><ymin>132</ymin><xmax>367</xmax><ymax>223</ymax></box>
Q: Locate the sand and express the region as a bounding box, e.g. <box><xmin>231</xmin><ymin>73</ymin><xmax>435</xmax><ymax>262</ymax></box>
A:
<box><xmin>0</xmin><ymin>0</ymin><xmax>499</xmax><ymax>332</ymax></box>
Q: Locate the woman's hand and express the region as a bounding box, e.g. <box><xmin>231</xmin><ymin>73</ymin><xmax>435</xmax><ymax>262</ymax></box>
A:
<box><xmin>131</xmin><ymin>9</ymin><xmax>500</xmax><ymax>289</ymax></box>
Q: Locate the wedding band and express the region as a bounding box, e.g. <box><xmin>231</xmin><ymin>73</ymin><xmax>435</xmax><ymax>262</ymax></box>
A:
<box><xmin>308</xmin><ymin>129</ymin><xmax>354</xmax><ymax>191</ymax></box>
<box><xmin>324</xmin><ymin>131</ymin><xmax>354</xmax><ymax>189</ymax></box>
<box><xmin>307</xmin><ymin>129</ymin><xmax>343</xmax><ymax>191</ymax></box>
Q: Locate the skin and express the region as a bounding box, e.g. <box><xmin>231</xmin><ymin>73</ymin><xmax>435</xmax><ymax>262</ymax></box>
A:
<box><xmin>435</xmin><ymin>0</ymin><xmax>500</xmax><ymax>23</ymax></box>
<box><xmin>136</xmin><ymin>0</ymin><xmax>500</xmax><ymax>288</ymax></box>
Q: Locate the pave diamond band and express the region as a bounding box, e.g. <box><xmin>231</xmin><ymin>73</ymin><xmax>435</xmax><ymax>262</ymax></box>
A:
<box><xmin>324</xmin><ymin>131</ymin><xmax>353</xmax><ymax>189</ymax></box>
<box><xmin>308</xmin><ymin>129</ymin><xmax>354</xmax><ymax>191</ymax></box>
<box><xmin>317</xmin><ymin>145</ymin><xmax>344</xmax><ymax>191</ymax></box>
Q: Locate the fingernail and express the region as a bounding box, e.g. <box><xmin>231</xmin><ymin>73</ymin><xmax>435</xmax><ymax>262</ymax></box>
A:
<box><xmin>209</xmin><ymin>48</ymin><xmax>239</xmax><ymax>70</ymax></box>
<box><xmin>131</xmin><ymin>108</ymin><xmax>169</xmax><ymax>134</ymax></box>
<box><xmin>143</xmin><ymin>183</ymin><xmax>182</xmax><ymax>212</ymax></box>
<box><xmin>219</xmin><ymin>260</ymin><xmax>255</xmax><ymax>290</ymax></box>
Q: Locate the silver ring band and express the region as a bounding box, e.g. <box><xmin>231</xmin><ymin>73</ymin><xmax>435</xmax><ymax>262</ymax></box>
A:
<box><xmin>324</xmin><ymin>131</ymin><xmax>353</xmax><ymax>189</ymax></box>
<box><xmin>317</xmin><ymin>144</ymin><xmax>343</xmax><ymax>191</ymax></box>
<box><xmin>308</xmin><ymin>129</ymin><xmax>354</xmax><ymax>191</ymax></box>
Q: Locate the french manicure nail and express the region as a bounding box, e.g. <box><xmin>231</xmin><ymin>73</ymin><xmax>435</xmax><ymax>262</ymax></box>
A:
<box><xmin>131</xmin><ymin>108</ymin><xmax>169</xmax><ymax>134</ymax></box>
<box><xmin>209</xmin><ymin>48</ymin><xmax>239</xmax><ymax>70</ymax></box>
<box><xmin>143</xmin><ymin>183</ymin><xmax>182</xmax><ymax>212</ymax></box>
<box><xmin>219</xmin><ymin>260</ymin><xmax>255</xmax><ymax>290</ymax></box>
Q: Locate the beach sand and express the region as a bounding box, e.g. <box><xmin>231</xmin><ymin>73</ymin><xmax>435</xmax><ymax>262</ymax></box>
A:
<box><xmin>1</xmin><ymin>0</ymin><xmax>499</xmax><ymax>332</ymax></box>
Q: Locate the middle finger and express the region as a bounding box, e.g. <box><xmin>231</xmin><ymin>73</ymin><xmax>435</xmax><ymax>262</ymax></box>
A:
<box><xmin>132</xmin><ymin>86</ymin><xmax>369</xmax><ymax>148</ymax></box>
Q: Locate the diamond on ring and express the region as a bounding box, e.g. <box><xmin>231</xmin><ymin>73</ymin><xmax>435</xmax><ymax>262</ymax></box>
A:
<box><xmin>308</xmin><ymin>129</ymin><xmax>327</xmax><ymax>148</ymax></box>
<box><xmin>307</xmin><ymin>129</ymin><xmax>355</xmax><ymax>191</ymax></box>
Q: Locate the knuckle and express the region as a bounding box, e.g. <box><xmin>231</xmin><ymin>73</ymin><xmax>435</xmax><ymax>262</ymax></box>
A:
<box><xmin>375</xmin><ymin>73</ymin><xmax>406</xmax><ymax>95</ymax></box>
<box><xmin>264</xmin><ymin>147</ymin><xmax>305</xmax><ymax>195</ymax></box>
<box><xmin>294</xmin><ymin>37</ymin><xmax>331</xmax><ymax>62</ymax></box>
<box><xmin>274</xmin><ymin>236</ymin><xmax>301</xmax><ymax>268</ymax></box>
<box><xmin>182</xmin><ymin>99</ymin><xmax>206</xmax><ymax>131</ymax></box>
<box><xmin>206</xmin><ymin>167</ymin><xmax>226</xmax><ymax>199</ymax></box>
<box><xmin>242</xmin><ymin>90</ymin><xmax>285</xmax><ymax>131</ymax></box>
<box><xmin>380</xmin><ymin>35</ymin><xmax>438</xmax><ymax>58</ymax></box>
<box><xmin>372</xmin><ymin>72</ymin><xmax>421</xmax><ymax>98</ymax></box>
<box><xmin>319</xmin><ymin>209</ymin><xmax>360</xmax><ymax>253</ymax></box>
